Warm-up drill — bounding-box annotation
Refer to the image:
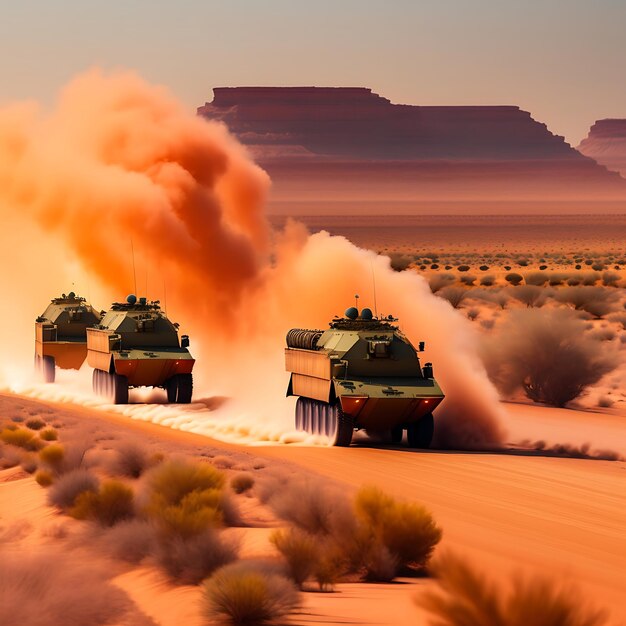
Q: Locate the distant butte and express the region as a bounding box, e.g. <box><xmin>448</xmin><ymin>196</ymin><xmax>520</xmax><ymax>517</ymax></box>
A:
<box><xmin>198</xmin><ymin>87</ymin><xmax>626</xmax><ymax>214</ymax></box>
<box><xmin>578</xmin><ymin>119</ymin><xmax>626</xmax><ymax>178</ymax></box>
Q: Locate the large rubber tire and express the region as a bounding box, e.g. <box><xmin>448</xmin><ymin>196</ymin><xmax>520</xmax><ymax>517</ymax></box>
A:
<box><xmin>42</xmin><ymin>356</ymin><xmax>55</xmax><ymax>384</ymax></box>
<box><xmin>407</xmin><ymin>413</ymin><xmax>434</xmax><ymax>449</ymax></box>
<box><xmin>166</xmin><ymin>377</ymin><xmax>178</xmax><ymax>403</ymax></box>
<box><xmin>177</xmin><ymin>374</ymin><xmax>193</xmax><ymax>404</ymax></box>
<box><xmin>390</xmin><ymin>426</ymin><xmax>404</xmax><ymax>444</ymax></box>
<box><xmin>112</xmin><ymin>373</ymin><xmax>129</xmax><ymax>405</ymax></box>
<box><xmin>295</xmin><ymin>398</ymin><xmax>353</xmax><ymax>447</ymax></box>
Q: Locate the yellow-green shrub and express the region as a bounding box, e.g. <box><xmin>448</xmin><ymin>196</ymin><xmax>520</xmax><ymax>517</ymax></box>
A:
<box><xmin>39</xmin><ymin>428</ymin><xmax>58</xmax><ymax>442</ymax></box>
<box><xmin>71</xmin><ymin>480</ymin><xmax>135</xmax><ymax>527</ymax></box>
<box><xmin>271</xmin><ymin>528</ymin><xmax>317</xmax><ymax>588</ymax></box>
<box><xmin>355</xmin><ymin>486</ymin><xmax>442</xmax><ymax>572</ymax></box>
<box><xmin>1</xmin><ymin>428</ymin><xmax>42</xmax><ymax>451</ymax></box>
<box><xmin>231</xmin><ymin>472</ymin><xmax>254</xmax><ymax>494</ymax></box>
<box><xmin>39</xmin><ymin>444</ymin><xmax>65</xmax><ymax>473</ymax></box>
<box><xmin>35</xmin><ymin>470</ymin><xmax>54</xmax><ymax>487</ymax></box>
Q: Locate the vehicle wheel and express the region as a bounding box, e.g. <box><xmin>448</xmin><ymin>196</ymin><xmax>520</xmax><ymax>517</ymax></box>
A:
<box><xmin>42</xmin><ymin>356</ymin><xmax>55</xmax><ymax>384</ymax></box>
<box><xmin>391</xmin><ymin>426</ymin><xmax>404</xmax><ymax>444</ymax></box>
<box><xmin>328</xmin><ymin>401</ymin><xmax>353</xmax><ymax>447</ymax></box>
<box><xmin>166</xmin><ymin>377</ymin><xmax>178</xmax><ymax>403</ymax></box>
<box><xmin>112</xmin><ymin>373</ymin><xmax>129</xmax><ymax>404</ymax></box>
<box><xmin>407</xmin><ymin>413</ymin><xmax>434</xmax><ymax>448</ymax></box>
<box><xmin>295</xmin><ymin>397</ymin><xmax>304</xmax><ymax>431</ymax></box>
<box><xmin>177</xmin><ymin>374</ymin><xmax>193</xmax><ymax>404</ymax></box>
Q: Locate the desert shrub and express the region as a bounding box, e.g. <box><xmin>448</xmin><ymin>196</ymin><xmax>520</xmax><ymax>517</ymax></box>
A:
<box><xmin>504</xmin><ymin>265</ymin><xmax>511</xmax><ymax>271</ymax></box>
<box><xmin>144</xmin><ymin>459</ymin><xmax>238</xmax><ymax>535</ymax></box>
<box><xmin>466</xmin><ymin>308</ymin><xmax>479</xmax><ymax>321</ymax></box>
<box><xmin>271</xmin><ymin>528</ymin><xmax>318</xmax><ymax>587</ymax></box>
<box><xmin>39</xmin><ymin>427</ymin><xmax>58</xmax><ymax>441</ymax></box>
<box><xmin>25</xmin><ymin>417</ymin><xmax>46</xmax><ymax>431</ymax></box>
<box><xmin>504</xmin><ymin>273</ymin><xmax>523</xmax><ymax>286</ymax></box>
<box><xmin>480</xmin><ymin>275</ymin><xmax>496</xmax><ymax>287</ymax></box>
<box><xmin>479</xmin><ymin>265</ymin><xmax>489</xmax><ymax>271</ymax></box>
<box><xmin>524</xmin><ymin>272</ymin><xmax>548</xmax><ymax>286</ymax></box>
<box><xmin>554</xmin><ymin>286</ymin><xmax>617</xmax><ymax>318</ymax></box>
<box><xmin>203</xmin><ymin>561</ymin><xmax>299</xmax><ymax>626</ymax></box>
<box><xmin>262</xmin><ymin>475</ymin><xmax>356</xmax><ymax>537</ymax></box>
<box><xmin>354</xmin><ymin>486</ymin><xmax>442</xmax><ymax>574</ymax></box>
<box><xmin>70</xmin><ymin>479</ymin><xmax>135</xmax><ymax>527</ymax></box>
<box><xmin>100</xmin><ymin>519</ymin><xmax>156</xmax><ymax>563</ymax></box>
<box><xmin>597</xmin><ymin>395</ymin><xmax>614</xmax><ymax>408</ymax></box>
<box><xmin>417</xmin><ymin>552</ymin><xmax>608</xmax><ymax>626</ymax></box>
<box><xmin>109</xmin><ymin>441</ymin><xmax>151</xmax><ymax>478</ymax></box>
<box><xmin>438</xmin><ymin>286</ymin><xmax>468</xmax><ymax>309</ymax></box>
<box><xmin>481</xmin><ymin>308</ymin><xmax>619</xmax><ymax>407</ymax></box>
<box><xmin>388</xmin><ymin>253</ymin><xmax>411</xmax><ymax>272</ymax></box>
<box><xmin>591</xmin><ymin>262</ymin><xmax>605</xmax><ymax>271</ymax></box>
<box><xmin>39</xmin><ymin>444</ymin><xmax>65</xmax><ymax>474</ymax></box>
<box><xmin>0</xmin><ymin>427</ymin><xmax>41</xmax><ymax>451</ymax></box>
<box><xmin>602</xmin><ymin>271</ymin><xmax>620</xmax><ymax>287</ymax></box>
<box><xmin>539</xmin><ymin>264</ymin><xmax>548</xmax><ymax>270</ymax></box>
<box><xmin>581</xmin><ymin>271</ymin><xmax>600</xmax><ymax>286</ymax></box>
<box><xmin>35</xmin><ymin>469</ymin><xmax>54</xmax><ymax>487</ymax></box>
<box><xmin>0</xmin><ymin>550</ymin><xmax>149</xmax><ymax>626</ymax></box>
<box><xmin>459</xmin><ymin>274</ymin><xmax>477</xmax><ymax>286</ymax></box>
<box><xmin>212</xmin><ymin>455</ymin><xmax>236</xmax><ymax>469</ymax></box>
<box><xmin>509</xmin><ymin>285</ymin><xmax>545</xmax><ymax>308</ymax></box>
<box><xmin>231</xmin><ymin>472</ymin><xmax>254</xmax><ymax>494</ymax></box>
<box><xmin>47</xmin><ymin>469</ymin><xmax>99</xmax><ymax>509</ymax></box>
<box><xmin>157</xmin><ymin>528</ymin><xmax>239</xmax><ymax>584</ymax></box>
<box><xmin>457</xmin><ymin>265</ymin><xmax>470</xmax><ymax>272</ymax></box>
<box><xmin>428</xmin><ymin>273</ymin><xmax>456</xmax><ymax>293</ymax></box>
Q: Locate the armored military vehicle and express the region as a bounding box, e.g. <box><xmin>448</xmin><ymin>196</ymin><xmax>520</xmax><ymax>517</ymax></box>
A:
<box><xmin>285</xmin><ymin>304</ymin><xmax>444</xmax><ymax>447</ymax></box>
<box><xmin>87</xmin><ymin>295</ymin><xmax>194</xmax><ymax>404</ymax></box>
<box><xmin>35</xmin><ymin>292</ymin><xmax>102</xmax><ymax>383</ymax></box>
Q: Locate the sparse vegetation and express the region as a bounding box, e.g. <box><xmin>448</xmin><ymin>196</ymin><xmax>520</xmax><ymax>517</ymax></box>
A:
<box><xmin>25</xmin><ymin>417</ymin><xmax>46</xmax><ymax>430</ymax></box>
<box><xmin>35</xmin><ymin>469</ymin><xmax>54</xmax><ymax>486</ymax></box>
<box><xmin>39</xmin><ymin>427</ymin><xmax>58</xmax><ymax>441</ymax></box>
<box><xmin>231</xmin><ymin>472</ymin><xmax>254</xmax><ymax>494</ymax></box>
<box><xmin>270</xmin><ymin>528</ymin><xmax>318</xmax><ymax>587</ymax></box>
<box><xmin>47</xmin><ymin>468</ymin><xmax>99</xmax><ymax>509</ymax></box>
<box><xmin>0</xmin><ymin>427</ymin><xmax>42</xmax><ymax>451</ymax></box>
<box><xmin>482</xmin><ymin>309</ymin><xmax>619</xmax><ymax>407</ymax></box>
<box><xmin>70</xmin><ymin>479</ymin><xmax>135</xmax><ymax>526</ymax></box>
<box><xmin>203</xmin><ymin>561</ymin><xmax>299</xmax><ymax>626</ymax></box>
<box><xmin>417</xmin><ymin>552</ymin><xmax>609</xmax><ymax>626</ymax></box>
<box><xmin>109</xmin><ymin>441</ymin><xmax>151</xmax><ymax>478</ymax></box>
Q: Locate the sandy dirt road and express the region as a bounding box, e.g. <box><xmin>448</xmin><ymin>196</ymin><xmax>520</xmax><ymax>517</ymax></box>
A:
<box><xmin>3</xmin><ymin>393</ymin><xmax>625</xmax><ymax>624</ymax></box>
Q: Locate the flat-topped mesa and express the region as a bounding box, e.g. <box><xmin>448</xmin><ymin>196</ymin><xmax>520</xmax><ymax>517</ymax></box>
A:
<box><xmin>198</xmin><ymin>86</ymin><xmax>576</xmax><ymax>160</ymax></box>
<box><xmin>578</xmin><ymin>119</ymin><xmax>626</xmax><ymax>178</ymax></box>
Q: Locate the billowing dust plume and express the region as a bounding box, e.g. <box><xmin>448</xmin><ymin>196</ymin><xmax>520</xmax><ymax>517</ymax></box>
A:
<box><xmin>0</xmin><ymin>69</ymin><xmax>504</xmax><ymax>449</ymax></box>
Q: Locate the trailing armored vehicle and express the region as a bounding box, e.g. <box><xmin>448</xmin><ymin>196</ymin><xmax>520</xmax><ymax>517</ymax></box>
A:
<box><xmin>285</xmin><ymin>305</ymin><xmax>444</xmax><ymax>447</ymax></box>
<box><xmin>87</xmin><ymin>295</ymin><xmax>194</xmax><ymax>404</ymax></box>
<box><xmin>35</xmin><ymin>292</ymin><xmax>102</xmax><ymax>383</ymax></box>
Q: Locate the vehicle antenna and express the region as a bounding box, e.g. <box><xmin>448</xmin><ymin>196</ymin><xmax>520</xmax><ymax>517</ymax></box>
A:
<box><xmin>355</xmin><ymin>293</ymin><xmax>359</xmax><ymax>309</ymax></box>
<box><xmin>130</xmin><ymin>238</ymin><xmax>137</xmax><ymax>296</ymax></box>
<box><xmin>371</xmin><ymin>261</ymin><xmax>378</xmax><ymax>318</ymax></box>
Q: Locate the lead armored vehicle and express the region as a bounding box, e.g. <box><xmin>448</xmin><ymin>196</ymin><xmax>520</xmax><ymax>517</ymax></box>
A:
<box><xmin>87</xmin><ymin>295</ymin><xmax>194</xmax><ymax>404</ymax></box>
<box><xmin>35</xmin><ymin>292</ymin><xmax>102</xmax><ymax>383</ymax></box>
<box><xmin>285</xmin><ymin>305</ymin><xmax>444</xmax><ymax>447</ymax></box>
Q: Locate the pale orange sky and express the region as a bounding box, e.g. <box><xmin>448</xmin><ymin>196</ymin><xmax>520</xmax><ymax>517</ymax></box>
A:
<box><xmin>1</xmin><ymin>1</ymin><xmax>625</xmax><ymax>145</ymax></box>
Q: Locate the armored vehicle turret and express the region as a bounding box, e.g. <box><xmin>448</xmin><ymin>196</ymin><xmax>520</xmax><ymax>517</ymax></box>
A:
<box><xmin>87</xmin><ymin>295</ymin><xmax>194</xmax><ymax>404</ymax></box>
<box><xmin>35</xmin><ymin>292</ymin><xmax>102</xmax><ymax>383</ymax></box>
<box><xmin>285</xmin><ymin>305</ymin><xmax>444</xmax><ymax>447</ymax></box>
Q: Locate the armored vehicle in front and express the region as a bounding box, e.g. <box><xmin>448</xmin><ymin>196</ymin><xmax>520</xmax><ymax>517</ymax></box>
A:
<box><xmin>87</xmin><ymin>295</ymin><xmax>194</xmax><ymax>404</ymax></box>
<box><xmin>35</xmin><ymin>292</ymin><xmax>102</xmax><ymax>383</ymax></box>
<box><xmin>285</xmin><ymin>305</ymin><xmax>444</xmax><ymax>447</ymax></box>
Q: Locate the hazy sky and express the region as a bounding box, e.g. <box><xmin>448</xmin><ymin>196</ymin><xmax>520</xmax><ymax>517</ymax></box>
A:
<box><xmin>1</xmin><ymin>0</ymin><xmax>624</xmax><ymax>144</ymax></box>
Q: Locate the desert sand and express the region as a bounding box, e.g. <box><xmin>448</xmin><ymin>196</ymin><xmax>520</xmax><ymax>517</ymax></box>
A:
<box><xmin>1</xmin><ymin>392</ymin><xmax>624</xmax><ymax>625</ymax></box>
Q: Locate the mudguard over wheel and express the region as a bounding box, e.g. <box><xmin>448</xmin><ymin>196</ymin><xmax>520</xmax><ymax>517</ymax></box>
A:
<box><xmin>295</xmin><ymin>397</ymin><xmax>353</xmax><ymax>447</ymax></box>
<box><xmin>407</xmin><ymin>413</ymin><xmax>434</xmax><ymax>448</ymax></box>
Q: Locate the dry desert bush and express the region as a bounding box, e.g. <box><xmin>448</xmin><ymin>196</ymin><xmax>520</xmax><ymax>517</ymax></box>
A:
<box><xmin>0</xmin><ymin>549</ymin><xmax>155</xmax><ymax>626</ymax></box>
<box><xmin>231</xmin><ymin>472</ymin><xmax>255</xmax><ymax>494</ymax></box>
<box><xmin>108</xmin><ymin>441</ymin><xmax>152</xmax><ymax>478</ymax></box>
<box><xmin>203</xmin><ymin>560</ymin><xmax>299</xmax><ymax>626</ymax></box>
<box><xmin>47</xmin><ymin>468</ymin><xmax>99</xmax><ymax>510</ymax></box>
<box><xmin>428</xmin><ymin>272</ymin><xmax>456</xmax><ymax>293</ymax></box>
<box><xmin>157</xmin><ymin>529</ymin><xmax>239</xmax><ymax>584</ymax></box>
<box><xmin>70</xmin><ymin>479</ymin><xmax>135</xmax><ymax>527</ymax></box>
<box><xmin>417</xmin><ymin>552</ymin><xmax>609</xmax><ymax>626</ymax></box>
<box><xmin>482</xmin><ymin>308</ymin><xmax>619</xmax><ymax>407</ymax></box>
<box><xmin>554</xmin><ymin>286</ymin><xmax>618</xmax><ymax>318</ymax></box>
<box><xmin>509</xmin><ymin>285</ymin><xmax>547</xmax><ymax>308</ymax></box>
<box><xmin>39</xmin><ymin>427</ymin><xmax>58</xmax><ymax>441</ymax></box>
<box><xmin>0</xmin><ymin>427</ymin><xmax>42</xmax><ymax>451</ymax></box>
<box><xmin>25</xmin><ymin>417</ymin><xmax>46</xmax><ymax>431</ymax></box>
<box><xmin>98</xmin><ymin>519</ymin><xmax>156</xmax><ymax>564</ymax></box>
<box><xmin>438</xmin><ymin>286</ymin><xmax>468</xmax><ymax>309</ymax></box>
<box><xmin>270</xmin><ymin>528</ymin><xmax>318</xmax><ymax>588</ymax></box>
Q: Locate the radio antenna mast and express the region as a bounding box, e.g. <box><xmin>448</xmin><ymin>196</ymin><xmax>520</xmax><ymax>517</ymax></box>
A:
<box><xmin>371</xmin><ymin>261</ymin><xmax>378</xmax><ymax>318</ymax></box>
<box><xmin>130</xmin><ymin>239</ymin><xmax>137</xmax><ymax>295</ymax></box>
